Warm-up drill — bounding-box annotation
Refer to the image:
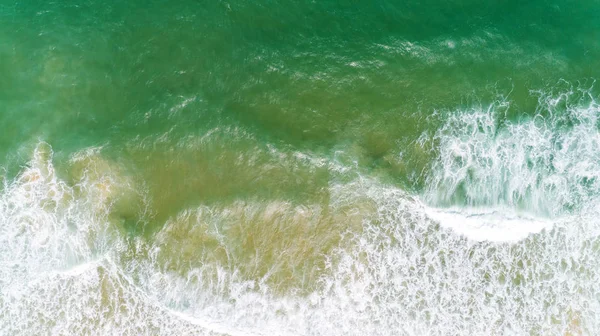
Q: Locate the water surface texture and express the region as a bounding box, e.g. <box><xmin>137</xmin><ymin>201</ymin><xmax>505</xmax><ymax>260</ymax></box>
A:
<box><xmin>2</xmin><ymin>0</ymin><xmax>600</xmax><ymax>335</ymax></box>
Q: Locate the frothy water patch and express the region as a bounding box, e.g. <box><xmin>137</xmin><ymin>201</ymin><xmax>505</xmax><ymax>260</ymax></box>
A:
<box><xmin>0</xmin><ymin>143</ymin><xmax>110</xmax><ymax>283</ymax></box>
<box><xmin>147</xmin><ymin>199</ymin><xmax>370</xmax><ymax>294</ymax></box>
<box><xmin>0</xmin><ymin>143</ymin><xmax>186</xmax><ymax>335</ymax></box>
<box><xmin>423</xmin><ymin>205</ymin><xmax>553</xmax><ymax>242</ymax></box>
<box><xmin>422</xmin><ymin>86</ymin><xmax>600</xmax><ymax>241</ymax></box>
<box><xmin>126</xmin><ymin>179</ymin><xmax>600</xmax><ymax>335</ymax></box>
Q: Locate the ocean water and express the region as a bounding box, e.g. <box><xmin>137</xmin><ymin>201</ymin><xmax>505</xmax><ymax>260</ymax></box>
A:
<box><xmin>2</xmin><ymin>0</ymin><xmax>600</xmax><ymax>335</ymax></box>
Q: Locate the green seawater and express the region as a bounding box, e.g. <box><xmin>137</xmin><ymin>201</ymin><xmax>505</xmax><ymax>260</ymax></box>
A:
<box><xmin>2</xmin><ymin>0</ymin><xmax>600</xmax><ymax>335</ymax></box>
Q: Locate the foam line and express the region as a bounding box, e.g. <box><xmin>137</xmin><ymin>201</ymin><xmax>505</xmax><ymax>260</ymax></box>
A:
<box><xmin>421</xmin><ymin>203</ymin><xmax>555</xmax><ymax>242</ymax></box>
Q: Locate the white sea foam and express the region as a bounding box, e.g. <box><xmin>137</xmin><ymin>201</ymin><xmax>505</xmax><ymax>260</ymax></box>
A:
<box><xmin>421</xmin><ymin>85</ymin><xmax>600</xmax><ymax>242</ymax></box>
<box><xmin>0</xmin><ymin>144</ymin><xmax>210</xmax><ymax>335</ymax></box>
<box><xmin>422</xmin><ymin>205</ymin><xmax>554</xmax><ymax>242</ymax></box>
<box><xmin>126</xmin><ymin>178</ymin><xmax>600</xmax><ymax>335</ymax></box>
<box><xmin>2</xmin><ymin>87</ymin><xmax>600</xmax><ymax>335</ymax></box>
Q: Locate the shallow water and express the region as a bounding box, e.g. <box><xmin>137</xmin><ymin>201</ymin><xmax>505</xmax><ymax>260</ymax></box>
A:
<box><xmin>2</xmin><ymin>0</ymin><xmax>600</xmax><ymax>335</ymax></box>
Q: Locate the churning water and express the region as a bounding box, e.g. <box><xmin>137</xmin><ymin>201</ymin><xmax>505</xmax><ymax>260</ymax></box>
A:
<box><xmin>2</xmin><ymin>0</ymin><xmax>600</xmax><ymax>335</ymax></box>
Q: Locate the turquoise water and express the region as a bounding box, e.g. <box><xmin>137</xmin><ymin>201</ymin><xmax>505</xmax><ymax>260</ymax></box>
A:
<box><xmin>2</xmin><ymin>0</ymin><xmax>600</xmax><ymax>334</ymax></box>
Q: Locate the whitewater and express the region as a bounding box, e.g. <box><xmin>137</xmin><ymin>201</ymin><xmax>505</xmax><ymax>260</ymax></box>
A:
<box><xmin>1</xmin><ymin>86</ymin><xmax>600</xmax><ymax>335</ymax></box>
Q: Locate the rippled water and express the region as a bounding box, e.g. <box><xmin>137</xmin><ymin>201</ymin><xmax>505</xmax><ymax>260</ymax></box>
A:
<box><xmin>2</xmin><ymin>0</ymin><xmax>600</xmax><ymax>335</ymax></box>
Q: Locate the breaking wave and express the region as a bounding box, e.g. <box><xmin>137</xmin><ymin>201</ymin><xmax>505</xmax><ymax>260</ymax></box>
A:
<box><xmin>2</xmin><ymin>86</ymin><xmax>600</xmax><ymax>335</ymax></box>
